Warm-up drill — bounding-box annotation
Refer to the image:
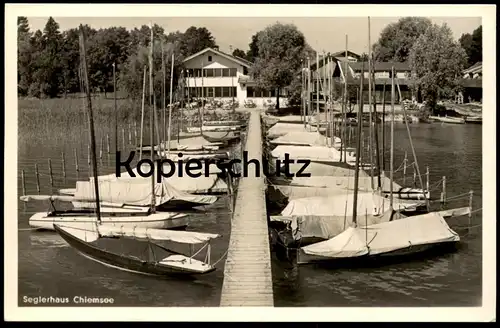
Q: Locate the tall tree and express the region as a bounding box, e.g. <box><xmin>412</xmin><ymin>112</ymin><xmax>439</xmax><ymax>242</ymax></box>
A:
<box><xmin>246</xmin><ymin>31</ymin><xmax>262</xmax><ymax>62</ymax></box>
<box><xmin>37</xmin><ymin>17</ymin><xmax>64</xmax><ymax>97</ymax></box>
<box><xmin>250</xmin><ymin>23</ymin><xmax>308</xmax><ymax>109</ymax></box>
<box><xmin>459</xmin><ymin>25</ymin><xmax>482</xmax><ymax>67</ymax></box>
<box><xmin>409</xmin><ymin>23</ymin><xmax>467</xmax><ymax>111</ymax></box>
<box><xmin>373</xmin><ymin>17</ymin><xmax>432</xmax><ymax>62</ymax></box>
<box><xmin>232</xmin><ymin>48</ymin><xmax>246</xmax><ymax>59</ymax></box>
<box><xmin>179</xmin><ymin>26</ymin><xmax>217</xmax><ymax>57</ymax></box>
<box><xmin>18</xmin><ymin>17</ymin><xmax>33</xmax><ymax>96</ymax></box>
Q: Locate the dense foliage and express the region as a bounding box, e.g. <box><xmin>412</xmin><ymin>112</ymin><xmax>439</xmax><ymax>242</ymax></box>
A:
<box><xmin>17</xmin><ymin>17</ymin><xmax>217</xmax><ymax>99</ymax></box>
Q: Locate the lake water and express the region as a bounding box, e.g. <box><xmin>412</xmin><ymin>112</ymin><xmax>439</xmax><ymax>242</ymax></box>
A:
<box><xmin>17</xmin><ymin>120</ymin><xmax>482</xmax><ymax>307</ymax></box>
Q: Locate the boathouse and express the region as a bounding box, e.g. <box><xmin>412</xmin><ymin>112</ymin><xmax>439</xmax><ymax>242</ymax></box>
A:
<box><xmin>460</xmin><ymin>62</ymin><xmax>482</xmax><ymax>103</ymax></box>
<box><xmin>183</xmin><ymin>47</ymin><xmax>288</xmax><ymax>107</ymax></box>
<box><xmin>307</xmin><ymin>52</ymin><xmax>412</xmax><ymax>105</ymax></box>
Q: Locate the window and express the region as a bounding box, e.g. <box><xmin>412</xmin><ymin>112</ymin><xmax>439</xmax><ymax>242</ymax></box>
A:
<box><xmin>208</xmin><ymin>55</ymin><xmax>212</xmax><ymax>62</ymax></box>
<box><xmin>215</xmin><ymin>87</ymin><xmax>222</xmax><ymax>97</ymax></box>
<box><xmin>222</xmin><ymin>87</ymin><xmax>230</xmax><ymax>97</ymax></box>
<box><xmin>243</xmin><ymin>67</ymin><xmax>248</xmax><ymax>75</ymax></box>
<box><xmin>229</xmin><ymin>68</ymin><xmax>237</xmax><ymax>77</ymax></box>
<box><xmin>222</xmin><ymin>68</ymin><xmax>230</xmax><ymax>77</ymax></box>
<box><xmin>205</xmin><ymin>69</ymin><xmax>214</xmax><ymax>77</ymax></box>
<box><xmin>214</xmin><ymin>68</ymin><xmax>222</xmax><ymax>77</ymax></box>
<box><xmin>194</xmin><ymin>69</ymin><xmax>202</xmax><ymax>78</ymax></box>
<box><xmin>247</xmin><ymin>87</ymin><xmax>254</xmax><ymax>98</ymax></box>
<box><xmin>207</xmin><ymin>87</ymin><xmax>214</xmax><ymax>98</ymax></box>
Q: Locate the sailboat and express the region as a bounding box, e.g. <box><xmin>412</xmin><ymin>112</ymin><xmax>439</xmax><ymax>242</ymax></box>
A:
<box><xmin>54</xmin><ymin>24</ymin><xmax>221</xmax><ymax>276</ymax></box>
<box><xmin>54</xmin><ymin>222</ymin><xmax>220</xmax><ymax>275</ymax></box>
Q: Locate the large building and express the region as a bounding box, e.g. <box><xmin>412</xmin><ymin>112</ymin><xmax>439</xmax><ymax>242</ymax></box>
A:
<box><xmin>183</xmin><ymin>47</ymin><xmax>288</xmax><ymax>107</ymax></box>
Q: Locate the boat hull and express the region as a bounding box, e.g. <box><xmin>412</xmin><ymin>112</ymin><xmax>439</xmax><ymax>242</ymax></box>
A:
<box><xmin>54</xmin><ymin>225</ymin><xmax>216</xmax><ymax>276</ymax></box>
<box><xmin>297</xmin><ymin>241</ymin><xmax>459</xmax><ymax>265</ymax></box>
<box><xmin>28</xmin><ymin>211</ymin><xmax>189</xmax><ymax>231</ymax></box>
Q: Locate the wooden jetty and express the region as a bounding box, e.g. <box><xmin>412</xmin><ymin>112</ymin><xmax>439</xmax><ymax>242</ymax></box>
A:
<box><xmin>220</xmin><ymin>109</ymin><xmax>274</xmax><ymax>307</ymax></box>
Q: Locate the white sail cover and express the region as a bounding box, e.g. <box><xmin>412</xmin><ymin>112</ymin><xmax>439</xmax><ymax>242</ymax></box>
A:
<box><xmin>291</xmin><ymin>176</ymin><xmax>402</xmax><ymax>192</ymax></box>
<box><xmin>301</xmin><ymin>212</ymin><xmax>460</xmax><ymax>258</ymax></box>
<box><xmin>271</xmin><ymin>210</ymin><xmax>404</xmax><ymax>242</ymax></box>
<box><xmin>267</xmin><ymin>123</ymin><xmax>309</xmax><ymax>139</ymax></box>
<box><xmin>160</xmin><ymin>136</ymin><xmax>222</xmax><ymax>151</ymax></box>
<box><xmin>97</xmin><ymin>162</ymin><xmax>221</xmax><ymax>180</ymax></box>
<box><xmin>272</xmin><ymin>145</ymin><xmax>356</xmax><ymax>163</ymax></box>
<box><xmin>73</xmin><ymin>178</ymin><xmax>217</xmax><ymax>207</ymax></box>
<box><xmin>281</xmin><ymin>162</ymin><xmax>366</xmax><ymax>177</ymax></box>
<box><xmin>270</xmin><ymin>131</ymin><xmax>341</xmax><ymax>147</ymax></box>
<box><xmin>20</xmin><ymin>195</ymin><xmax>74</xmax><ymax>202</ymax></box>
<box><xmin>97</xmin><ymin>225</ymin><xmax>220</xmax><ymax>244</ymax></box>
<box><xmin>281</xmin><ymin>192</ymin><xmax>418</xmax><ymax>217</ymax></box>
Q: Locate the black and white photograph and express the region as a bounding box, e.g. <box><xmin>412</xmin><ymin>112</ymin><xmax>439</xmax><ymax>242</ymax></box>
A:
<box><xmin>5</xmin><ymin>3</ymin><xmax>495</xmax><ymax>322</ymax></box>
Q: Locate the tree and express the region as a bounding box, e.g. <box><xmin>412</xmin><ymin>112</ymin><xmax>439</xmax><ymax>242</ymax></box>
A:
<box><xmin>459</xmin><ymin>25</ymin><xmax>482</xmax><ymax>67</ymax></box>
<box><xmin>250</xmin><ymin>23</ymin><xmax>308</xmax><ymax>109</ymax></box>
<box><xmin>232</xmin><ymin>48</ymin><xmax>246</xmax><ymax>59</ymax></box>
<box><xmin>409</xmin><ymin>23</ymin><xmax>467</xmax><ymax>111</ymax></box>
<box><xmin>179</xmin><ymin>26</ymin><xmax>217</xmax><ymax>57</ymax></box>
<box><xmin>18</xmin><ymin>17</ymin><xmax>33</xmax><ymax>96</ymax></box>
<box><xmin>36</xmin><ymin>17</ymin><xmax>64</xmax><ymax>98</ymax></box>
<box><xmin>246</xmin><ymin>31</ymin><xmax>262</xmax><ymax>62</ymax></box>
<box><xmin>373</xmin><ymin>17</ymin><xmax>432</xmax><ymax>62</ymax></box>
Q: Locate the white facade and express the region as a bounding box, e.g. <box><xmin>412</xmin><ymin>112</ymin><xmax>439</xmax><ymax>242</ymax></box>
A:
<box><xmin>183</xmin><ymin>48</ymin><xmax>287</xmax><ymax>108</ymax></box>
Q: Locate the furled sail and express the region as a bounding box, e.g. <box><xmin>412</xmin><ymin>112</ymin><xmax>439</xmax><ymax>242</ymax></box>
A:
<box><xmin>97</xmin><ymin>225</ymin><xmax>220</xmax><ymax>244</ymax></box>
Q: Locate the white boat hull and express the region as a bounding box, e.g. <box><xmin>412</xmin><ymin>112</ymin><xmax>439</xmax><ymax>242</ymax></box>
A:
<box><xmin>28</xmin><ymin>212</ymin><xmax>189</xmax><ymax>231</ymax></box>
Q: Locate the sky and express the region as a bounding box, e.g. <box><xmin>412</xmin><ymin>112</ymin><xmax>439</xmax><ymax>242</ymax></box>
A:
<box><xmin>27</xmin><ymin>16</ymin><xmax>481</xmax><ymax>55</ymax></box>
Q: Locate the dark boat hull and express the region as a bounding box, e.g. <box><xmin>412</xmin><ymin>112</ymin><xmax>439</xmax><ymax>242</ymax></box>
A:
<box><xmin>54</xmin><ymin>225</ymin><xmax>216</xmax><ymax>276</ymax></box>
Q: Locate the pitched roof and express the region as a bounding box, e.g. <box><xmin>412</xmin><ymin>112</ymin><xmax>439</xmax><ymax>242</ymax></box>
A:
<box><xmin>349</xmin><ymin>61</ymin><xmax>411</xmax><ymax>72</ymax></box>
<box><xmin>463</xmin><ymin>62</ymin><xmax>482</xmax><ymax>74</ymax></box>
<box><xmin>183</xmin><ymin>47</ymin><xmax>251</xmax><ymax>68</ymax></box>
<box><xmin>330</xmin><ymin>50</ymin><xmax>361</xmax><ymax>59</ymax></box>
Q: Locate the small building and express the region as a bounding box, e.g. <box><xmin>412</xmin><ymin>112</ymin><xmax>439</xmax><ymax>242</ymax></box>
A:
<box><xmin>182</xmin><ymin>47</ymin><xmax>287</xmax><ymax>107</ymax></box>
<box><xmin>461</xmin><ymin>62</ymin><xmax>482</xmax><ymax>102</ymax></box>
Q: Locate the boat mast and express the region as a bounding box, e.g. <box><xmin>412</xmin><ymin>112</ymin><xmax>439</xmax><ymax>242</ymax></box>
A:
<box><xmin>343</xmin><ymin>35</ymin><xmax>348</xmax><ymax>163</ymax></box>
<box><xmin>149</xmin><ymin>22</ymin><xmax>156</xmax><ymax>213</ymax></box>
<box><xmin>368</xmin><ymin>16</ymin><xmax>374</xmax><ymax>190</ymax></box>
<box><xmin>113</xmin><ymin>62</ymin><xmax>118</xmax><ymax>155</ymax></box>
<box><xmin>139</xmin><ymin>66</ymin><xmax>146</xmax><ymax>161</ymax></box>
<box><xmin>307</xmin><ymin>57</ymin><xmax>311</xmax><ymax>129</ymax></box>
<box><xmin>316</xmin><ymin>52</ymin><xmax>320</xmax><ymax>135</ymax></box>
<box><xmin>167</xmin><ymin>53</ymin><xmax>174</xmax><ymax>156</ymax></box>
<box><xmin>162</xmin><ymin>40</ymin><xmax>166</xmax><ymax>154</ymax></box>
<box><xmin>372</xmin><ymin>56</ymin><xmax>382</xmax><ymax>190</ymax></box>
<box><xmin>352</xmin><ymin>66</ymin><xmax>365</xmax><ymax>226</ymax></box>
<box><xmin>79</xmin><ymin>25</ymin><xmax>101</xmax><ymax>223</ymax></box>
<box><xmin>389</xmin><ymin>66</ymin><xmax>395</xmax><ymax>210</ymax></box>
<box><xmin>398</xmin><ymin>77</ymin><xmax>431</xmax><ymax>211</ymax></box>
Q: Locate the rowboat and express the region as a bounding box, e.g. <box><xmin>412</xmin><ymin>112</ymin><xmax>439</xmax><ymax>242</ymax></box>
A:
<box><xmin>429</xmin><ymin>116</ymin><xmax>465</xmax><ymax>124</ymax></box>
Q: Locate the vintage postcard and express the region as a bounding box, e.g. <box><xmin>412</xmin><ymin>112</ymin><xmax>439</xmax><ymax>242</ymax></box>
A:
<box><xmin>4</xmin><ymin>3</ymin><xmax>496</xmax><ymax>322</ymax></box>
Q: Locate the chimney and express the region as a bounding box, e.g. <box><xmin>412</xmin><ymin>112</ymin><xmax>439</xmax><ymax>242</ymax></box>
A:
<box><xmin>229</xmin><ymin>45</ymin><xmax>233</xmax><ymax>54</ymax></box>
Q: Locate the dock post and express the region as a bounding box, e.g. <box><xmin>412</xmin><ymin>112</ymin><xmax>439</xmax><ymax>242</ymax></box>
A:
<box><xmin>128</xmin><ymin>123</ymin><xmax>132</xmax><ymax>144</ymax></box>
<box><xmin>61</xmin><ymin>151</ymin><xmax>66</xmax><ymax>178</ymax></box>
<box><xmin>468</xmin><ymin>190</ymin><xmax>474</xmax><ymax>224</ymax></box>
<box><xmin>106</xmin><ymin>134</ymin><xmax>110</xmax><ymax>154</ymax></box>
<box><xmin>122</xmin><ymin>127</ymin><xmax>125</xmax><ymax>148</ymax></box>
<box><xmin>413</xmin><ymin>164</ymin><xmax>417</xmax><ymax>187</ymax></box>
<box><xmin>87</xmin><ymin>144</ymin><xmax>91</xmax><ymax>166</ymax></box>
<box><xmin>425</xmin><ymin>166</ymin><xmax>429</xmax><ymax>191</ymax></box>
<box><xmin>34</xmin><ymin>163</ymin><xmax>40</xmax><ymax>194</ymax></box>
<box><xmin>74</xmin><ymin>149</ymin><xmax>79</xmax><ymax>172</ymax></box>
<box><xmin>403</xmin><ymin>151</ymin><xmax>408</xmax><ymax>185</ymax></box>
<box><xmin>21</xmin><ymin>169</ymin><xmax>26</xmax><ymax>196</ymax></box>
<box><xmin>48</xmin><ymin>159</ymin><xmax>53</xmax><ymax>186</ymax></box>
<box><xmin>440</xmin><ymin>176</ymin><xmax>446</xmax><ymax>206</ymax></box>
<box><xmin>99</xmin><ymin>137</ymin><xmax>103</xmax><ymax>159</ymax></box>
<box><xmin>220</xmin><ymin>109</ymin><xmax>273</xmax><ymax>307</ymax></box>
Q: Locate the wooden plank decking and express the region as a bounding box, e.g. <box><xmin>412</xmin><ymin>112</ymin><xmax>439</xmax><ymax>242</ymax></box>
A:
<box><xmin>220</xmin><ymin>109</ymin><xmax>274</xmax><ymax>307</ymax></box>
